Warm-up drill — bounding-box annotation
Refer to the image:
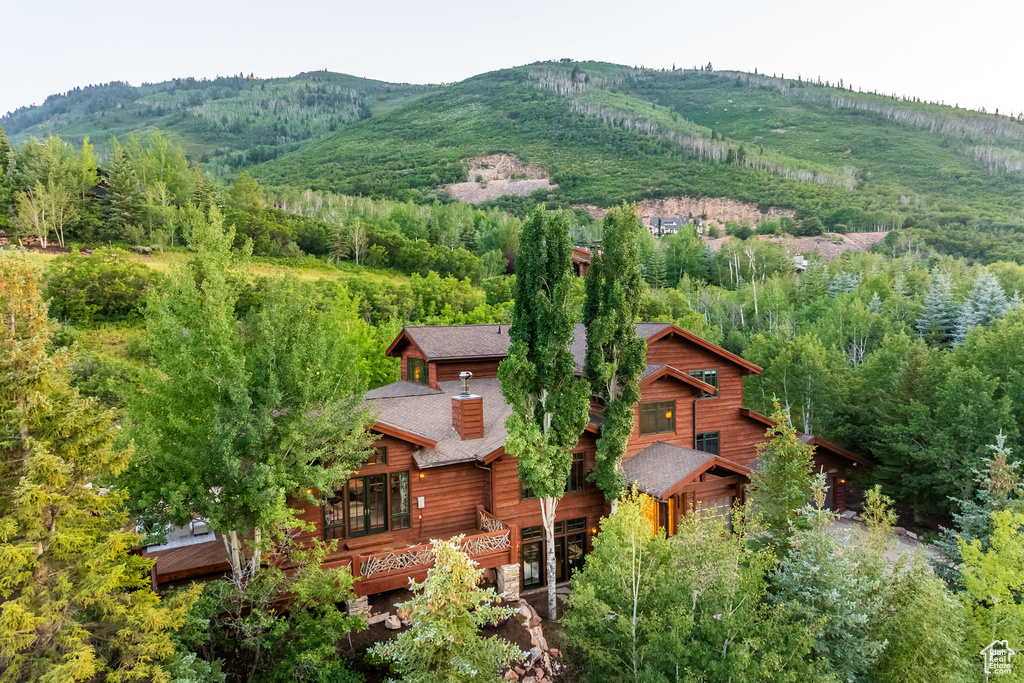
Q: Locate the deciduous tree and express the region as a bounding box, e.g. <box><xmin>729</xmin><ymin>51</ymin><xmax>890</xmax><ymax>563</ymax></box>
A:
<box><xmin>498</xmin><ymin>207</ymin><xmax>590</xmax><ymax>619</ymax></box>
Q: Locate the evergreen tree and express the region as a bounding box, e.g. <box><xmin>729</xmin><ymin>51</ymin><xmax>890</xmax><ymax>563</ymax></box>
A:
<box><xmin>916</xmin><ymin>270</ymin><xmax>957</xmax><ymax>347</ymax></box>
<box><xmin>370</xmin><ymin>538</ymin><xmax>521</xmax><ymax>682</ymax></box>
<box><xmin>0</xmin><ymin>253</ymin><xmax>199</xmax><ymax>682</ymax></box>
<box><xmin>104</xmin><ymin>146</ymin><xmax>145</xmax><ymax>242</ymax></box>
<box><xmin>498</xmin><ymin>207</ymin><xmax>590</xmax><ymax>620</ymax></box>
<box><xmin>0</xmin><ymin>126</ymin><xmax>11</xmax><ymax>228</ymax></box>
<box><xmin>583</xmin><ymin>203</ymin><xmax>647</xmax><ymax>501</ymax></box>
<box><xmin>770</xmin><ymin>474</ymin><xmax>885</xmax><ymax>681</ymax></box>
<box><xmin>645</xmin><ymin>245</ymin><xmax>666</xmax><ymax>293</ymax></box>
<box><xmin>955</xmin><ymin>267</ymin><xmax>1008</xmax><ymax>344</ymax></box>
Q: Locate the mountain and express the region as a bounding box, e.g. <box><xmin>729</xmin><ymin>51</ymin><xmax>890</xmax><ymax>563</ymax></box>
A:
<box><xmin>252</xmin><ymin>62</ymin><xmax>1024</xmax><ymax>230</ymax></box>
<box><xmin>6</xmin><ymin>61</ymin><xmax>1024</xmax><ymax>237</ymax></box>
<box><xmin>0</xmin><ymin>71</ymin><xmax>436</xmax><ymax>172</ymax></box>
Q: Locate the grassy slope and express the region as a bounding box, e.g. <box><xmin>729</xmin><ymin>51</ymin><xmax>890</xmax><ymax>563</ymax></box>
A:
<box><xmin>253</xmin><ymin>62</ymin><xmax>1024</xmax><ymax>224</ymax></box>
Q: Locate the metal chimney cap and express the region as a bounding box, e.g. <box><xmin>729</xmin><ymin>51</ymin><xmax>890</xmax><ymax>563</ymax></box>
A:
<box><xmin>459</xmin><ymin>371</ymin><xmax>473</xmax><ymax>396</ymax></box>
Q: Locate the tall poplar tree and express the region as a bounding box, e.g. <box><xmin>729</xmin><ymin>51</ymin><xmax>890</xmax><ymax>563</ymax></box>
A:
<box><xmin>498</xmin><ymin>208</ymin><xmax>589</xmax><ymax>619</ymax></box>
<box><xmin>0</xmin><ymin>254</ymin><xmax>198</xmax><ymax>682</ymax></box>
<box><xmin>583</xmin><ymin>203</ymin><xmax>646</xmax><ymax>502</ymax></box>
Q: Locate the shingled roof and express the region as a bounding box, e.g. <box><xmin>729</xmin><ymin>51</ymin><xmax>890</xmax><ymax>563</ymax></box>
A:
<box><xmin>368</xmin><ymin>378</ymin><xmax>512</xmax><ymax>468</ymax></box>
<box><xmin>622</xmin><ymin>441</ymin><xmax>750</xmax><ymax>499</ymax></box>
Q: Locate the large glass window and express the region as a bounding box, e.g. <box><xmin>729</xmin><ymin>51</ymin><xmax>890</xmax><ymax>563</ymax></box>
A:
<box><xmin>407</xmin><ymin>357</ymin><xmax>428</xmax><ymax>385</ymax></box>
<box><xmin>639</xmin><ymin>400</ymin><xmax>676</xmax><ymax>436</ymax></box>
<box><xmin>689</xmin><ymin>369</ymin><xmax>719</xmax><ymax>397</ymax></box>
<box><xmin>695</xmin><ymin>432</ymin><xmax>720</xmax><ymax>456</ymax></box>
<box><xmin>365</xmin><ymin>446</ymin><xmax>387</xmax><ymax>466</ymax></box>
<box><xmin>390</xmin><ymin>471</ymin><xmax>411</xmax><ymax>530</ymax></box>
<box><xmin>522</xmin><ymin>518</ymin><xmax>588</xmax><ymax>587</ymax></box>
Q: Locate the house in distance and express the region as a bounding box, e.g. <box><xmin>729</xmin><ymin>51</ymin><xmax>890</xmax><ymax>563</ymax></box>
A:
<box><xmin>146</xmin><ymin>322</ymin><xmax>869</xmax><ymax>610</ymax></box>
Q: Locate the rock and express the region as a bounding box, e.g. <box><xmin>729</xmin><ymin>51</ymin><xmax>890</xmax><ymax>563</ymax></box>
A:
<box><xmin>513</xmin><ymin>666</ymin><xmax>526</xmax><ymax>676</ymax></box>
<box><xmin>851</xmin><ymin>514</ymin><xmax>862</xmax><ymax>521</ymax></box>
<box><xmin>894</xmin><ymin>526</ymin><xmax>906</xmax><ymax>535</ymax></box>
<box><xmin>384</xmin><ymin>614</ymin><xmax>402</xmax><ymax>630</ymax></box>
<box><xmin>841</xmin><ymin>510</ymin><xmax>856</xmax><ymax>519</ymax></box>
<box><xmin>367</xmin><ymin>611</ymin><xmax>390</xmax><ymax>625</ymax></box>
<box><xmin>525</xmin><ymin>646</ymin><xmax>542</xmax><ymax>668</ymax></box>
<box><xmin>906</xmin><ymin>531</ymin><xmax>918</xmax><ymax>540</ymax></box>
<box><xmin>528</xmin><ymin>625</ymin><xmax>548</xmax><ymax>651</ymax></box>
<box><xmin>518</xmin><ymin>604</ymin><xmax>532</xmax><ymax>620</ymax></box>
<box><xmin>503</xmin><ymin>670</ymin><xmax>519</xmax><ymax>681</ymax></box>
<box><xmin>522</xmin><ymin>678</ymin><xmax>536</xmax><ymax>683</ymax></box>
<box><xmin>401</xmin><ymin>619</ymin><xmax>411</xmax><ymax>627</ymax></box>
<box><xmin>535</xmin><ymin>667</ymin><xmax>545</xmax><ymax>679</ymax></box>
<box><xmin>550</xmin><ymin>648</ymin><xmax>561</xmax><ymax>659</ymax></box>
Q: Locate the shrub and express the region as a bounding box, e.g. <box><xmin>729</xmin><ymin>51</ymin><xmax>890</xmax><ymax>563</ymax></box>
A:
<box><xmin>44</xmin><ymin>248</ymin><xmax>158</xmax><ymax>326</ymax></box>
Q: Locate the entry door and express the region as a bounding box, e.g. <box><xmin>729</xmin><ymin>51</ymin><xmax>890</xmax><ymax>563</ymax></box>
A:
<box><xmin>348</xmin><ymin>474</ymin><xmax>388</xmax><ymax>537</ymax></box>
<box><xmin>522</xmin><ymin>540</ymin><xmax>544</xmax><ymax>589</ymax></box>
<box><xmin>824</xmin><ymin>479</ymin><xmax>835</xmax><ymax>511</ymax></box>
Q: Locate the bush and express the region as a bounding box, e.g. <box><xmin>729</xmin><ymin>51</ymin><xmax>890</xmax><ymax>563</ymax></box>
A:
<box><xmin>44</xmin><ymin>248</ymin><xmax>158</xmax><ymax>326</ymax></box>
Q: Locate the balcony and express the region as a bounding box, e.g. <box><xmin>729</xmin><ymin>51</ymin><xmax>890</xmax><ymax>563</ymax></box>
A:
<box><xmin>351</xmin><ymin>507</ymin><xmax>517</xmax><ymax>595</ymax></box>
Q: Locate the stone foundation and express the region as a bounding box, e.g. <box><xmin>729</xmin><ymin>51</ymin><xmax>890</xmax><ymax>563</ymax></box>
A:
<box><xmin>496</xmin><ymin>563</ymin><xmax>521</xmax><ymax>601</ymax></box>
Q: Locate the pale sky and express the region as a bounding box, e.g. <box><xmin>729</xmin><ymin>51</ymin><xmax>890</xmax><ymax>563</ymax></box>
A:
<box><xmin>3</xmin><ymin>0</ymin><xmax>1023</xmax><ymax>118</ymax></box>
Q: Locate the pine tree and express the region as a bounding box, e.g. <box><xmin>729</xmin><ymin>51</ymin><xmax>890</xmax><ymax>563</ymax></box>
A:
<box><xmin>916</xmin><ymin>270</ymin><xmax>957</xmax><ymax>348</ymax></box>
<box><xmin>645</xmin><ymin>245</ymin><xmax>666</xmax><ymax>293</ymax></box>
<box><xmin>583</xmin><ymin>203</ymin><xmax>647</xmax><ymax>501</ymax></box>
<box><xmin>955</xmin><ymin>267</ymin><xmax>1008</xmax><ymax>344</ymax></box>
<box><xmin>0</xmin><ymin>253</ymin><xmax>199</xmax><ymax>682</ymax></box>
<box><xmin>498</xmin><ymin>208</ymin><xmax>590</xmax><ymax>620</ymax></box>
<box><xmin>104</xmin><ymin>146</ymin><xmax>145</xmax><ymax>242</ymax></box>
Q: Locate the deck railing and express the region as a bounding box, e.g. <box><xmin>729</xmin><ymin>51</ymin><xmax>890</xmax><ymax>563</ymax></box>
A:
<box><xmin>356</xmin><ymin>527</ymin><xmax>513</xmax><ymax>580</ymax></box>
<box><xmin>477</xmin><ymin>506</ymin><xmax>506</xmax><ymax>533</ymax></box>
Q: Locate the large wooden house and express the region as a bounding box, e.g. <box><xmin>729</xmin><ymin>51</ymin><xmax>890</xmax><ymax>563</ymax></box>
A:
<box><xmin>146</xmin><ymin>322</ymin><xmax>869</xmax><ymax>605</ymax></box>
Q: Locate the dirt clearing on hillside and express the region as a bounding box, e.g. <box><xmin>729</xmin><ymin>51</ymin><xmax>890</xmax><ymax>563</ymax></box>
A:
<box><xmin>444</xmin><ymin>154</ymin><xmax>556</xmax><ymax>204</ymax></box>
<box><xmin>705</xmin><ymin>231</ymin><xmax>888</xmax><ymax>260</ymax></box>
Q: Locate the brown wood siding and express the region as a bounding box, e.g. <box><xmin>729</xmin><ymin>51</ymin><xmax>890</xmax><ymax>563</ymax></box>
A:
<box><xmin>435</xmin><ymin>359</ymin><xmax>502</xmax><ymax>382</ymax></box>
<box><xmin>624</xmin><ymin>377</ymin><xmax>696</xmax><ymax>458</ymax></box>
<box><xmin>291</xmin><ymin>433</ymin><xmax>488</xmax><ymax>562</ymax></box>
<box><xmin>490</xmin><ymin>432</ymin><xmax>607</xmax><ymax>561</ymax></box>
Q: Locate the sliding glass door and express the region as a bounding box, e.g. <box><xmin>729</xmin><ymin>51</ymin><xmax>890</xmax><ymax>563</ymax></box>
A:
<box><xmin>348</xmin><ymin>474</ymin><xmax>388</xmax><ymax>537</ymax></box>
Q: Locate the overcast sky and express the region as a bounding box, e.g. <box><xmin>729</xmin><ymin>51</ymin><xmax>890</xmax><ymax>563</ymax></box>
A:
<box><xmin>3</xmin><ymin>0</ymin><xmax>1022</xmax><ymax>117</ymax></box>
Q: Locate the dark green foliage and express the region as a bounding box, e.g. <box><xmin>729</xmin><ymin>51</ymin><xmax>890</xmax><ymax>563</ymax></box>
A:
<box><xmin>104</xmin><ymin>146</ymin><xmax>145</xmax><ymax>241</ymax></box>
<box><xmin>44</xmin><ymin>248</ymin><xmax>158</xmax><ymax>326</ymax></box>
<box><xmin>175</xmin><ymin>540</ymin><xmax>365</xmax><ymax>683</ymax></box>
<box><xmin>583</xmin><ymin>204</ymin><xmax>647</xmax><ymax>500</ymax></box>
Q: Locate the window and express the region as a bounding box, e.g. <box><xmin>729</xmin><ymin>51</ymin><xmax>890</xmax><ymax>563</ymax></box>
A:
<box><xmin>695</xmin><ymin>431</ymin><xmax>720</xmax><ymax>456</ymax></box>
<box><xmin>365</xmin><ymin>446</ymin><xmax>387</xmax><ymax>466</ymax></box>
<box><xmin>566</xmin><ymin>451</ymin><xmax>586</xmax><ymax>493</ymax></box>
<box><xmin>639</xmin><ymin>400</ymin><xmax>676</xmax><ymax>436</ymax></box>
<box><xmin>323</xmin><ymin>492</ymin><xmax>346</xmax><ymax>541</ymax></box>
<box><xmin>689</xmin><ymin>369</ymin><xmax>719</xmax><ymax>397</ymax></box>
<box><xmin>522</xmin><ymin>518</ymin><xmax>588</xmax><ymax>587</ymax></box>
<box><xmin>520</xmin><ymin>482</ymin><xmax>537</xmax><ymax>501</ymax></box>
<box><xmin>407</xmin><ymin>357</ymin><xmax>428</xmax><ymax>385</ymax></box>
<box><xmin>390</xmin><ymin>471</ymin><xmax>411</xmax><ymax>530</ymax></box>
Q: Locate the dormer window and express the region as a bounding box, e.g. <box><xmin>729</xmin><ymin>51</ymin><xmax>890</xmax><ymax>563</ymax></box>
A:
<box><xmin>407</xmin><ymin>357</ymin><xmax>428</xmax><ymax>385</ymax></box>
<box><xmin>639</xmin><ymin>400</ymin><xmax>676</xmax><ymax>436</ymax></box>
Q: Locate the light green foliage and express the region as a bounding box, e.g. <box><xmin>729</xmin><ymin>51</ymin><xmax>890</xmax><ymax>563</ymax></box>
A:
<box><xmin>958</xmin><ymin>510</ymin><xmax>1024</xmax><ymax>669</ymax></box>
<box><xmin>176</xmin><ymin>540</ymin><xmax>364</xmax><ymax>683</ymax></box>
<box><xmin>869</xmin><ymin>553</ymin><xmax>973</xmax><ymax>683</ymax></box>
<box><xmin>769</xmin><ymin>474</ymin><xmax>885</xmax><ymax>682</ymax></box>
<box><xmin>0</xmin><ymin>253</ymin><xmax>200</xmax><ymax>683</ymax></box>
<box><xmin>369</xmin><ymin>538</ymin><xmax>521</xmax><ymax>683</ymax></box>
<box><xmin>498</xmin><ymin>207</ymin><xmax>590</xmax><ymax>619</ymax></box>
<box><xmin>121</xmin><ymin>210</ymin><xmax>375</xmax><ymax>577</ymax></box>
<box><xmin>583</xmin><ymin>203</ymin><xmax>647</xmax><ymax>500</ymax></box>
<box><xmin>861</xmin><ymin>485</ymin><xmax>897</xmax><ymax>558</ymax></box>
<box><xmin>44</xmin><ymin>248</ymin><xmax>159</xmax><ymax>326</ymax></box>
<box><xmin>747</xmin><ymin>404</ymin><xmax>815</xmax><ymax>551</ymax></box>
<box><xmin>564</xmin><ymin>491</ymin><xmax>827</xmax><ymax>682</ymax></box>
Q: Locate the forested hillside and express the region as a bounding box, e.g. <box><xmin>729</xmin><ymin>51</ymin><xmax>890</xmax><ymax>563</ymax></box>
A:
<box><xmin>1</xmin><ymin>71</ymin><xmax>435</xmax><ymax>174</ymax></box>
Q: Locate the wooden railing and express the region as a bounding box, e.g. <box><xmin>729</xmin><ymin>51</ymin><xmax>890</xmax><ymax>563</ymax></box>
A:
<box><xmin>477</xmin><ymin>506</ymin><xmax>506</xmax><ymax>532</ymax></box>
<box><xmin>352</xmin><ymin>521</ymin><xmax>516</xmax><ymax>595</ymax></box>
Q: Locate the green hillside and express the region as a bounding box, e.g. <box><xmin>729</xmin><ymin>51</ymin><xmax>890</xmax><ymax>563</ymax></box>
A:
<box><xmin>1</xmin><ymin>71</ymin><xmax>436</xmax><ymax>174</ymax></box>
<box><xmin>253</xmin><ymin>61</ymin><xmax>1024</xmax><ymax>231</ymax></box>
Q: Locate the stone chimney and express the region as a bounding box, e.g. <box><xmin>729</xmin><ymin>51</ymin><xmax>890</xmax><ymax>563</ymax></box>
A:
<box><xmin>452</xmin><ymin>371</ymin><xmax>484</xmax><ymax>440</ymax></box>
